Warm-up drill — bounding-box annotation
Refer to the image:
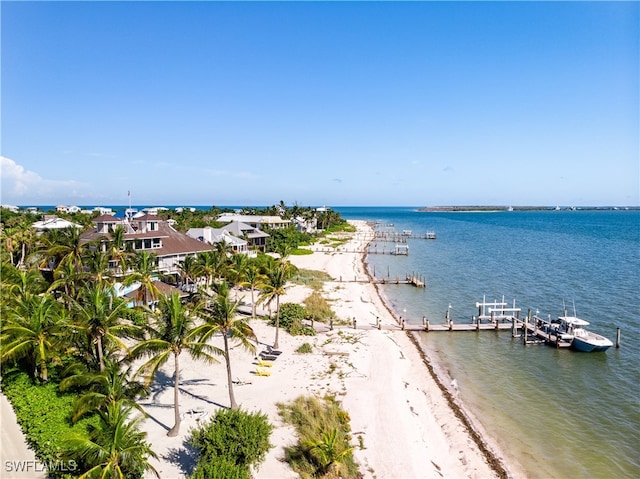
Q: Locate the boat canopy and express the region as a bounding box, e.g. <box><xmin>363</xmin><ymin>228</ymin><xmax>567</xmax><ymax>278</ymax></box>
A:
<box><xmin>558</xmin><ymin>316</ymin><xmax>590</xmax><ymax>326</ymax></box>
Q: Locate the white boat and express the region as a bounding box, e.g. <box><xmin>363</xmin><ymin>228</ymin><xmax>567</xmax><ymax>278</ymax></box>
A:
<box><xmin>556</xmin><ymin>315</ymin><xmax>613</xmax><ymax>352</ymax></box>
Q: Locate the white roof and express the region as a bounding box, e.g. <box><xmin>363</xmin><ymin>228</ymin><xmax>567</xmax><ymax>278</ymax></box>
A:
<box><xmin>32</xmin><ymin>217</ymin><xmax>82</xmax><ymax>230</ymax></box>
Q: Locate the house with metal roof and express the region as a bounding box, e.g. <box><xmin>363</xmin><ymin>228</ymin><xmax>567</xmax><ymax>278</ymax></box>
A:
<box><xmin>187</xmin><ymin>221</ymin><xmax>268</xmax><ymax>253</ymax></box>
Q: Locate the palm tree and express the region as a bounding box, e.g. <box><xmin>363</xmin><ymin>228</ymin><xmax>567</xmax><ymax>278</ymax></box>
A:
<box><xmin>239</xmin><ymin>261</ymin><xmax>265</xmax><ymax>319</ymax></box>
<box><xmin>259</xmin><ymin>258</ymin><xmax>297</xmax><ymax>349</ymax></box>
<box><xmin>48</xmin><ymin>258</ymin><xmax>90</xmax><ymax>303</ymax></box>
<box><xmin>193</xmin><ymin>282</ymin><xmax>256</xmax><ymax>409</ymax></box>
<box><xmin>130</xmin><ymin>292</ymin><xmax>219</xmax><ymax>436</ymax></box>
<box><xmin>104</xmin><ymin>225</ymin><xmax>132</xmax><ymax>277</ymax></box>
<box><xmin>39</xmin><ymin>226</ymin><xmax>88</xmax><ymax>274</ymax></box>
<box><xmin>64</xmin><ymin>401</ymin><xmax>159</xmax><ymax>478</ymax></box>
<box><xmin>226</xmin><ymin>252</ymin><xmax>249</xmax><ymax>300</ymax></box>
<box><xmin>177</xmin><ymin>254</ymin><xmax>199</xmax><ymax>292</ymax></box>
<box><xmin>305</xmin><ymin>428</ymin><xmax>354</xmax><ymax>476</ymax></box>
<box><xmin>1</xmin><ymin>262</ymin><xmax>47</xmax><ymax>301</ymax></box>
<box><xmin>60</xmin><ymin>358</ymin><xmax>147</xmax><ymax>423</ymax></box>
<box><xmin>123</xmin><ymin>251</ymin><xmax>161</xmax><ymax>308</ymax></box>
<box><xmin>71</xmin><ymin>284</ymin><xmax>141</xmax><ymax>372</ymax></box>
<box><xmin>0</xmin><ymin>293</ymin><xmax>66</xmax><ymax>382</ymax></box>
<box><xmin>195</xmin><ymin>250</ymin><xmax>226</xmax><ymax>291</ymax></box>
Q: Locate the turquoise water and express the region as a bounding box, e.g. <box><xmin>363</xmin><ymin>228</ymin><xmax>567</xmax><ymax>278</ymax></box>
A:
<box><xmin>336</xmin><ymin>207</ymin><xmax>640</xmax><ymax>479</ymax></box>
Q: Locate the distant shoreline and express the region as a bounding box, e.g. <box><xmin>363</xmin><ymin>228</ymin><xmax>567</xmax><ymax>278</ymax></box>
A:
<box><xmin>417</xmin><ymin>205</ymin><xmax>640</xmax><ymax>212</ymax></box>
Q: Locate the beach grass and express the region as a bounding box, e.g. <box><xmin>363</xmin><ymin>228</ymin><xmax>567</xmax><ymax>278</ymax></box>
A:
<box><xmin>292</xmin><ymin>269</ymin><xmax>334</xmax><ymax>290</ymax></box>
<box><xmin>277</xmin><ymin>395</ymin><xmax>359</xmax><ymax>479</ymax></box>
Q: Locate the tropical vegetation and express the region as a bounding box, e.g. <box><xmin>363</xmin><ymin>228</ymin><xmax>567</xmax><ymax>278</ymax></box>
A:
<box><xmin>0</xmin><ymin>202</ymin><xmax>353</xmax><ymax>477</ymax></box>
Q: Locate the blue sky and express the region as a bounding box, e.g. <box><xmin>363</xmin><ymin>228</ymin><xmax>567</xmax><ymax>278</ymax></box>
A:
<box><xmin>1</xmin><ymin>1</ymin><xmax>638</xmax><ymax>207</ymax></box>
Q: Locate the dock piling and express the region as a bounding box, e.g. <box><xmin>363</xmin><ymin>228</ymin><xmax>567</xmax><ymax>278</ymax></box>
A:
<box><xmin>616</xmin><ymin>327</ymin><xmax>621</xmax><ymax>348</ymax></box>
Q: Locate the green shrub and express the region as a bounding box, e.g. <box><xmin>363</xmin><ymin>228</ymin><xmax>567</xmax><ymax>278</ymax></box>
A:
<box><xmin>1</xmin><ymin>371</ymin><xmax>97</xmax><ymax>478</ymax></box>
<box><xmin>291</xmin><ymin>248</ymin><xmax>314</xmax><ymax>255</ymax></box>
<box><xmin>296</xmin><ymin>343</ymin><xmax>313</xmax><ymax>354</ymax></box>
<box><xmin>303</xmin><ymin>291</ymin><xmax>334</xmax><ymax>322</ymax></box>
<box><xmin>189</xmin><ymin>408</ymin><xmax>272</xmax><ymax>479</ymax></box>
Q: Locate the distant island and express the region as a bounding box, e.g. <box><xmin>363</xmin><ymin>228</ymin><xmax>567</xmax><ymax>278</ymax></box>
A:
<box><xmin>417</xmin><ymin>205</ymin><xmax>639</xmax><ymax>212</ymax></box>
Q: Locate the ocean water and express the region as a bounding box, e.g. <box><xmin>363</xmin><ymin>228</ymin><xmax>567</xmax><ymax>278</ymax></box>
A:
<box><xmin>336</xmin><ymin>207</ymin><xmax>640</xmax><ymax>479</ymax></box>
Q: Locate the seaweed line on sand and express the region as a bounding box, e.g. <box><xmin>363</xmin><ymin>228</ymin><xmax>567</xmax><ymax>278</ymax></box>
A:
<box><xmin>359</xmin><ymin>222</ymin><xmax>510</xmax><ymax>479</ymax></box>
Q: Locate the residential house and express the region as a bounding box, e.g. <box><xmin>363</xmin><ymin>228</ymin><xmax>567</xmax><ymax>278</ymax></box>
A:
<box><xmin>32</xmin><ymin>216</ymin><xmax>82</xmax><ymax>231</ymax></box>
<box><xmin>81</xmin><ymin>214</ymin><xmax>215</xmax><ymax>278</ymax></box>
<box><xmin>187</xmin><ymin>220</ymin><xmax>269</xmax><ymax>253</ymax></box>
<box><xmin>216</xmin><ymin>213</ymin><xmax>290</xmax><ymax>230</ymax></box>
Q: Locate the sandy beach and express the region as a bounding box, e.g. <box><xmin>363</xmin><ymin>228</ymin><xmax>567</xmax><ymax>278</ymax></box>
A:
<box><xmin>138</xmin><ymin>219</ymin><xmax>518</xmax><ymax>479</ymax></box>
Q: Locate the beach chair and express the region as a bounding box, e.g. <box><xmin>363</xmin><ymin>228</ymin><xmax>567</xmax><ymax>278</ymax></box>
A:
<box><xmin>257</xmin><ymin>358</ymin><xmax>274</xmax><ymax>367</ymax></box>
<box><xmin>259</xmin><ymin>352</ymin><xmax>278</xmax><ymax>361</ymax></box>
<box><xmin>255</xmin><ymin>367</ymin><xmax>271</xmax><ymax>377</ymax></box>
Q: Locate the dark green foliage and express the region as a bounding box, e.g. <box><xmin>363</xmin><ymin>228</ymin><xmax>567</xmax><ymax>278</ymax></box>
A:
<box><xmin>1</xmin><ymin>371</ymin><xmax>97</xmax><ymax>477</ymax></box>
<box><xmin>274</xmin><ymin>303</ymin><xmax>316</xmax><ymax>336</ymax></box>
<box><xmin>189</xmin><ymin>408</ymin><xmax>272</xmax><ymax>479</ymax></box>
<box><xmin>266</xmin><ymin>225</ymin><xmax>314</xmax><ymax>254</ymax></box>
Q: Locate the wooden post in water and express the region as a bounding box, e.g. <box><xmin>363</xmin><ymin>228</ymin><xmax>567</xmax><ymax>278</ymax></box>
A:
<box><xmin>616</xmin><ymin>327</ymin><xmax>621</xmax><ymax>348</ymax></box>
<box><xmin>524</xmin><ymin>314</ymin><xmax>528</xmax><ymax>344</ymax></box>
<box><xmin>426</xmin><ymin>320</ymin><xmax>430</xmax><ymax>332</ymax></box>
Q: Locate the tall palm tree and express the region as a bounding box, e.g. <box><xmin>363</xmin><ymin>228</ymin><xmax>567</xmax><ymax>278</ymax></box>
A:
<box><xmin>226</xmin><ymin>252</ymin><xmax>249</xmax><ymax>300</ymax></box>
<box><xmin>195</xmin><ymin>250</ymin><xmax>226</xmax><ymax>291</ymax></box>
<box><xmin>48</xmin><ymin>258</ymin><xmax>90</xmax><ymax>303</ymax></box>
<box><xmin>71</xmin><ymin>284</ymin><xmax>141</xmax><ymax>372</ymax></box>
<box><xmin>239</xmin><ymin>261</ymin><xmax>265</xmax><ymax>319</ymax></box>
<box><xmin>177</xmin><ymin>254</ymin><xmax>199</xmax><ymax>292</ymax></box>
<box><xmin>259</xmin><ymin>259</ymin><xmax>297</xmax><ymax>349</ymax></box>
<box><xmin>0</xmin><ymin>293</ymin><xmax>66</xmax><ymax>382</ymax></box>
<box><xmin>130</xmin><ymin>292</ymin><xmax>219</xmax><ymax>436</ymax></box>
<box><xmin>193</xmin><ymin>282</ymin><xmax>256</xmax><ymax>409</ymax></box>
<box><xmin>123</xmin><ymin>251</ymin><xmax>161</xmax><ymax>308</ymax></box>
<box><xmin>64</xmin><ymin>401</ymin><xmax>159</xmax><ymax>478</ymax></box>
<box><xmin>39</xmin><ymin>226</ymin><xmax>88</xmax><ymax>274</ymax></box>
<box><xmin>1</xmin><ymin>262</ymin><xmax>47</xmax><ymax>302</ymax></box>
<box><xmin>60</xmin><ymin>358</ymin><xmax>147</xmax><ymax>423</ymax></box>
<box><xmin>105</xmin><ymin>225</ymin><xmax>132</xmax><ymax>277</ymax></box>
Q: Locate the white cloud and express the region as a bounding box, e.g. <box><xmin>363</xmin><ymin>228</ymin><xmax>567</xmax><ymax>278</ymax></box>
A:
<box><xmin>0</xmin><ymin>156</ymin><xmax>90</xmax><ymax>204</ymax></box>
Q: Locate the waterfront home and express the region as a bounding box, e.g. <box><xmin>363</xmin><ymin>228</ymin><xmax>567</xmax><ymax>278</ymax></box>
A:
<box><xmin>187</xmin><ymin>221</ymin><xmax>267</xmax><ymax>253</ymax></box>
<box><xmin>81</xmin><ymin>214</ymin><xmax>214</xmax><ymax>279</ymax></box>
<box><xmin>217</xmin><ymin>213</ymin><xmax>290</xmax><ymax>230</ymax></box>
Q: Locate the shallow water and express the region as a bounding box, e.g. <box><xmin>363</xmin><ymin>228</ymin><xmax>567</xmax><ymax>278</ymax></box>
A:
<box><xmin>337</xmin><ymin>207</ymin><xmax>640</xmax><ymax>479</ymax></box>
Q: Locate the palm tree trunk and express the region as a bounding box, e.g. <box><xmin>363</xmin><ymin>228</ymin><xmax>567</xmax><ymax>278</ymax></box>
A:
<box><xmin>250</xmin><ymin>287</ymin><xmax>256</xmax><ymax>318</ymax></box>
<box><xmin>274</xmin><ymin>295</ymin><xmax>280</xmax><ymax>349</ymax></box>
<box><xmin>224</xmin><ymin>335</ymin><xmax>237</xmax><ymax>409</ymax></box>
<box><xmin>97</xmin><ymin>336</ymin><xmax>105</xmax><ymax>372</ymax></box>
<box><xmin>167</xmin><ymin>352</ymin><xmax>181</xmax><ymax>436</ymax></box>
<box><xmin>39</xmin><ymin>342</ymin><xmax>48</xmax><ymax>382</ymax></box>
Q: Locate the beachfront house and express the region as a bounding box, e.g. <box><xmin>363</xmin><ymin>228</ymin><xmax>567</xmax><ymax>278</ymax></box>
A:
<box><xmin>81</xmin><ymin>214</ymin><xmax>215</xmax><ymax>279</ymax></box>
<box><xmin>186</xmin><ymin>226</ymin><xmax>251</xmax><ymax>255</ymax></box>
<box><xmin>217</xmin><ymin>213</ymin><xmax>290</xmax><ymax>230</ymax></box>
<box><xmin>187</xmin><ymin>221</ymin><xmax>267</xmax><ymax>253</ymax></box>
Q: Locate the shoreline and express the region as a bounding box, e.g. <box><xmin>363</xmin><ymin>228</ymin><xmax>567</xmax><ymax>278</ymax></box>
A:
<box><xmin>358</xmin><ymin>221</ymin><xmax>514</xmax><ymax>479</ymax></box>
<box><xmin>135</xmin><ymin>219</ymin><xmax>523</xmax><ymax>478</ymax></box>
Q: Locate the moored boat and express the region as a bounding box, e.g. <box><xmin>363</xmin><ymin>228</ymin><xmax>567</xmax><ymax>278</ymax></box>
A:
<box><xmin>556</xmin><ymin>314</ymin><xmax>613</xmax><ymax>352</ymax></box>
